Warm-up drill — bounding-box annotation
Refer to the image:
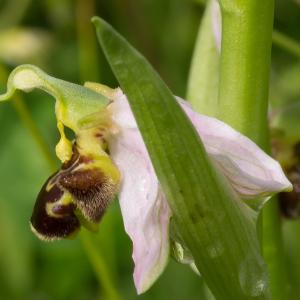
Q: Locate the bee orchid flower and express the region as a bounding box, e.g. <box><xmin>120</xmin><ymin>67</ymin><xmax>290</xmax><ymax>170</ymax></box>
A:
<box><xmin>0</xmin><ymin>65</ymin><xmax>292</xmax><ymax>294</ymax></box>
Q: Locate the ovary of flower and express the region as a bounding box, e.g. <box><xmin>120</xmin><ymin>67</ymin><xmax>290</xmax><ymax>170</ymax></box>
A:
<box><xmin>107</xmin><ymin>88</ymin><xmax>292</xmax><ymax>294</ymax></box>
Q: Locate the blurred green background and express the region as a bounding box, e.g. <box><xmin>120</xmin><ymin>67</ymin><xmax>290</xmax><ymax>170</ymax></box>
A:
<box><xmin>0</xmin><ymin>0</ymin><xmax>300</xmax><ymax>299</ymax></box>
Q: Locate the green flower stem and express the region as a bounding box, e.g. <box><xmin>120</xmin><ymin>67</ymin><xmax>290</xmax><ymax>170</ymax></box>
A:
<box><xmin>263</xmin><ymin>200</ymin><xmax>288</xmax><ymax>300</ymax></box>
<box><xmin>218</xmin><ymin>0</ymin><xmax>272</xmax><ymax>146</ymax></box>
<box><xmin>80</xmin><ymin>231</ymin><xmax>121</xmax><ymax>300</ymax></box>
<box><xmin>0</xmin><ymin>65</ymin><xmax>121</xmax><ymax>300</ymax></box>
<box><xmin>217</xmin><ymin>0</ymin><xmax>287</xmax><ymax>299</ymax></box>
<box><xmin>272</xmin><ymin>30</ymin><xmax>300</xmax><ymax>58</ymax></box>
<box><xmin>282</xmin><ymin>220</ymin><xmax>300</xmax><ymax>298</ymax></box>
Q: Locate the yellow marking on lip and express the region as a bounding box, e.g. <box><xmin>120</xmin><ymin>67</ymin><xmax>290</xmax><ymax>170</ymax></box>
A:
<box><xmin>45</xmin><ymin>192</ymin><xmax>73</xmax><ymax>218</ymax></box>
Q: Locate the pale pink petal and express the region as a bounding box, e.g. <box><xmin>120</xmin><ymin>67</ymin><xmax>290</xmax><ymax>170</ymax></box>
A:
<box><xmin>108</xmin><ymin>88</ymin><xmax>137</xmax><ymax>129</ymax></box>
<box><xmin>108</xmin><ymin>91</ymin><xmax>171</xmax><ymax>294</ymax></box>
<box><xmin>108</xmin><ymin>90</ymin><xmax>291</xmax><ymax>294</ymax></box>
<box><xmin>177</xmin><ymin>97</ymin><xmax>292</xmax><ymax>199</ymax></box>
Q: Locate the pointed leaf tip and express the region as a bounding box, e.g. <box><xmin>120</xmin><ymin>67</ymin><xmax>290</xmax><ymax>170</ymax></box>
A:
<box><xmin>91</xmin><ymin>17</ymin><xmax>110</xmax><ymax>36</ymax></box>
<box><xmin>91</xmin><ymin>16</ymin><xmax>100</xmax><ymax>26</ymax></box>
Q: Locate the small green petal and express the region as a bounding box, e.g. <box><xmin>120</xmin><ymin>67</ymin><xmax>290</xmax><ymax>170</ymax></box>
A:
<box><xmin>0</xmin><ymin>64</ymin><xmax>110</xmax><ymax>131</ymax></box>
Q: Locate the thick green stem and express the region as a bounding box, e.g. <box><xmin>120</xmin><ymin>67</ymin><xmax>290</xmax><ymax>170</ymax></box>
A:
<box><xmin>218</xmin><ymin>0</ymin><xmax>272</xmax><ymax>146</ymax></box>
<box><xmin>218</xmin><ymin>1</ymin><xmax>288</xmax><ymax>299</ymax></box>
<box><xmin>263</xmin><ymin>200</ymin><xmax>288</xmax><ymax>300</ymax></box>
<box><xmin>282</xmin><ymin>220</ymin><xmax>300</xmax><ymax>298</ymax></box>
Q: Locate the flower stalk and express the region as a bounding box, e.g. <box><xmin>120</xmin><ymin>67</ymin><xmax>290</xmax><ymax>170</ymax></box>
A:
<box><xmin>217</xmin><ymin>0</ymin><xmax>288</xmax><ymax>299</ymax></box>
<box><xmin>217</xmin><ymin>0</ymin><xmax>273</xmax><ymax>147</ymax></box>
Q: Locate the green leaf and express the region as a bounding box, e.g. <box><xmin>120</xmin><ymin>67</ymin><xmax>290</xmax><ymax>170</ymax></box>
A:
<box><xmin>186</xmin><ymin>0</ymin><xmax>220</xmax><ymax>117</ymax></box>
<box><xmin>93</xmin><ymin>17</ymin><xmax>270</xmax><ymax>300</ymax></box>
